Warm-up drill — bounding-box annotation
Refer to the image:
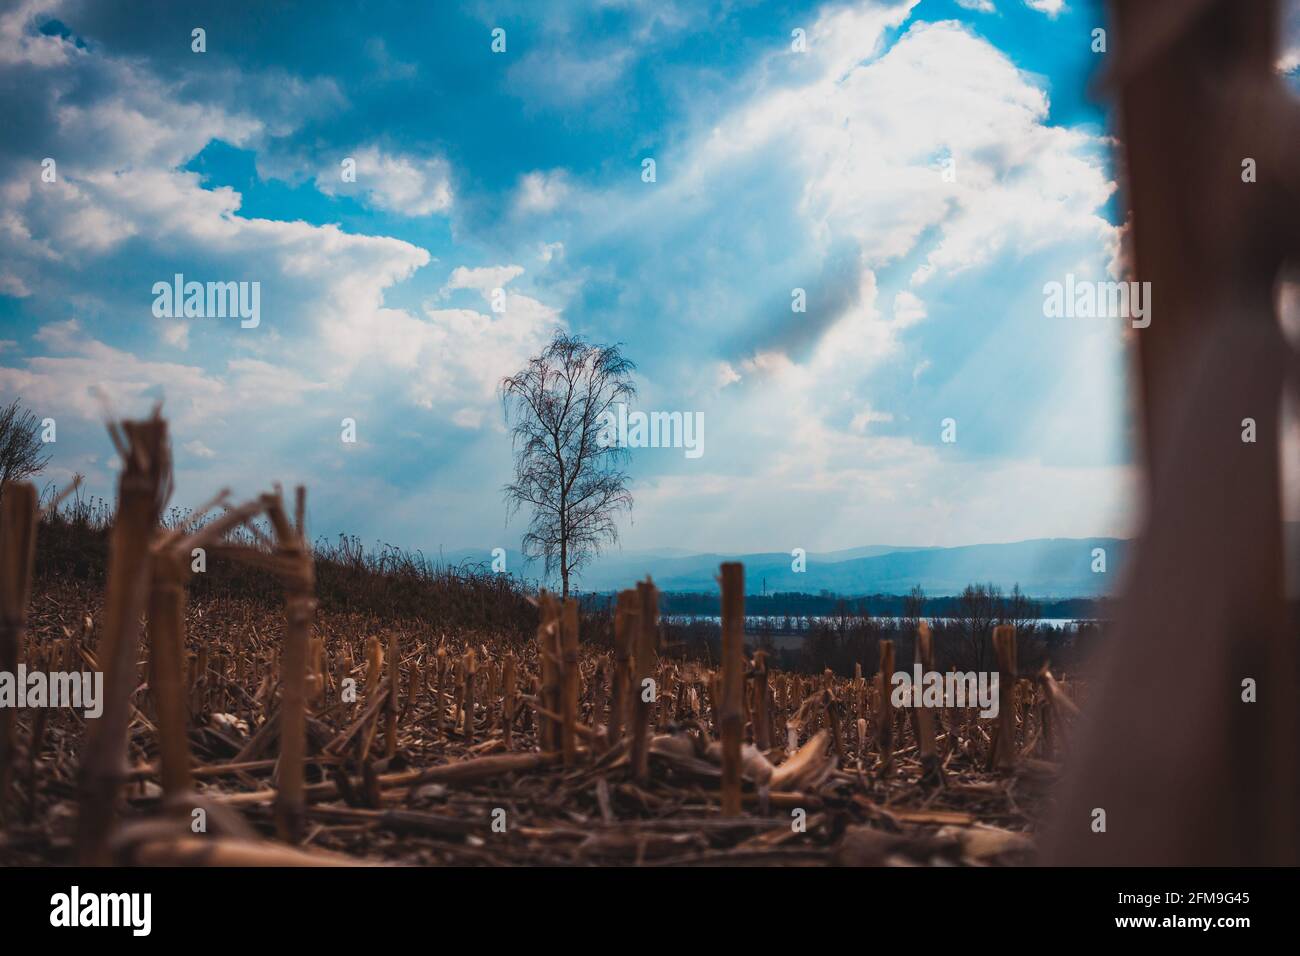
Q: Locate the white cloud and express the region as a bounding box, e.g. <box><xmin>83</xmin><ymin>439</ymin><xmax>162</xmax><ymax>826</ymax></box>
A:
<box><xmin>316</xmin><ymin>145</ymin><xmax>453</xmax><ymax>216</ymax></box>
<box><xmin>849</xmin><ymin>405</ymin><xmax>894</xmax><ymax>432</ymax></box>
<box><xmin>956</xmin><ymin>0</ymin><xmax>996</xmax><ymax>12</ymax></box>
<box><xmin>0</xmin><ymin>0</ymin><xmax>77</xmax><ymax>67</ymax></box>
<box><xmin>452</xmin><ymin>407</ymin><xmax>485</xmax><ymax>429</ymax></box>
<box><xmin>0</xmin><ymin>0</ymin><xmax>1129</xmax><ymax>554</ymax></box>
<box><xmin>7</xmin><ymin>320</ymin><xmax>227</xmax><ymax>433</ymax></box>
<box><xmin>226</xmin><ymin>357</ymin><xmax>327</xmax><ymax>408</ymax></box>
<box><xmin>161</xmin><ymin>321</ymin><xmax>190</xmax><ymax>350</ymax></box>
<box><xmin>441</xmin><ymin>264</ymin><xmax>525</xmax><ymax>297</ymax></box>
<box><xmin>892</xmin><ymin>290</ymin><xmax>927</xmax><ymax>327</ymax></box>
<box><xmin>566</xmin><ymin>1</ymin><xmax>1126</xmax><ymax>550</ymax></box>
<box><xmin>0</xmin><ymin>272</ymin><xmax>29</xmax><ymax>296</ymax></box>
<box><xmin>400</xmin><ymin>295</ymin><xmax>560</xmax><ymax>409</ymax></box>
<box><xmin>1024</xmin><ymin>0</ymin><xmax>1066</xmax><ymax>17</ymax></box>
<box><xmin>514</xmin><ymin>170</ymin><xmax>571</xmax><ymax>215</ymax></box>
<box><xmin>1280</xmin><ymin>1</ymin><xmax>1300</xmax><ymax>74</ymax></box>
<box><xmin>629</xmin><ymin>10</ymin><xmax>1115</xmax><ymax>318</ymax></box>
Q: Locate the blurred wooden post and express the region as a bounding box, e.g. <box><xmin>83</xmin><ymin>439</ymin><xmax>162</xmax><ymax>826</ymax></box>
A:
<box><xmin>560</xmin><ymin>599</ymin><xmax>579</xmax><ymax>765</ymax></box>
<box><xmin>989</xmin><ymin>625</ymin><xmax>1017</xmax><ymax>772</ymax></box>
<box><xmin>1047</xmin><ymin>0</ymin><xmax>1300</xmax><ymax>866</ymax></box>
<box><xmin>720</xmin><ymin>563</ymin><xmax>744</xmax><ymax>815</ymax></box>
<box><xmin>631</xmin><ymin>578</ymin><xmax>658</xmax><ymax>783</ymax></box>
<box><xmin>0</xmin><ymin>482</ymin><xmax>38</xmax><ymax>823</ymax></box>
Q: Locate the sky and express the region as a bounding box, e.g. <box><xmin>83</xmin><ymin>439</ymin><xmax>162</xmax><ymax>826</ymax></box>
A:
<box><xmin>2</xmin><ymin>0</ymin><xmax>1298</xmax><ymax>578</ymax></box>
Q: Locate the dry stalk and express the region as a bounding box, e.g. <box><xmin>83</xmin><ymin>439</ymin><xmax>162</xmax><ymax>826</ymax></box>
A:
<box><xmin>264</xmin><ymin>488</ymin><xmax>316</xmax><ymax>843</ymax></box>
<box><xmin>537</xmin><ymin>592</ymin><xmax>560</xmax><ymax>751</ymax></box>
<box><xmin>631</xmin><ymin>578</ymin><xmax>658</xmax><ymax>784</ymax></box>
<box><xmin>914</xmin><ymin>622</ymin><xmax>943</xmax><ymax>788</ymax></box>
<box><xmin>560</xmin><ymin>598</ymin><xmax>580</xmax><ymax>766</ymax></box>
<box><xmin>0</xmin><ymin>481</ymin><xmax>38</xmax><ymax>822</ymax></box>
<box><xmin>608</xmin><ymin>589</ymin><xmax>637</xmax><ymax>747</ymax></box>
<box><xmin>461</xmin><ymin>648</ymin><xmax>477</xmax><ymax>742</ymax></box>
<box><xmin>147</xmin><ymin>551</ymin><xmax>192</xmax><ymax>800</ymax></box>
<box><xmin>77</xmin><ymin>412</ymin><xmax>171</xmax><ymax>864</ymax></box>
<box><xmin>502</xmin><ymin>652</ymin><xmax>516</xmax><ymax>750</ymax></box>
<box><xmin>989</xmin><ymin>625</ymin><xmax>1018</xmax><ymax>772</ymax></box>
<box><xmin>875</xmin><ymin>639</ymin><xmax>895</xmax><ymax>777</ymax></box>
<box><xmin>434</xmin><ymin>645</ymin><xmax>448</xmax><ymax>734</ymax></box>
<box><xmin>719</xmin><ymin>562</ymin><xmax>744</xmax><ymax>816</ymax></box>
<box><xmin>385</xmin><ymin>632</ymin><xmax>398</xmax><ymax>758</ymax></box>
<box><xmin>753</xmin><ymin>650</ymin><xmax>771</xmax><ymax>752</ymax></box>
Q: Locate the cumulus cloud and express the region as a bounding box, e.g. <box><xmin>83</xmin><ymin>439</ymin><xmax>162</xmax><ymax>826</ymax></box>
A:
<box><xmin>5</xmin><ymin>320</ymin><xmax>226</xmax><ymax>433</ymax></box>
<box><xmin>441</xmin><ymin>264</ymin><xmax>525</xmax><ymax>297</ymax></box>
<box><xmin>315</xmin><ymin>145</ymin><xmax>453</xmax><ymax>216</ymax></box>
<box><xmin>529</xmin><ymin>0</ymin><xmax>1128</xmax><ymax>549</ymax></box>
<box><xmin>1024</xmin><ymin>0</ymin><xmax>1066</xmax><ymax>17</ymax></box>
<box><xmin>0</xmin><ymin>0</ymin><xmax>1130</xmax><ymax>554</ymax></box>
<box><xmin>0</xmin><ymin>2</ymin><xmax>567</xmax><ymax>511</ymax></box>
<box><xmin>892</xmin><ymin>291</ymin><xmax>927</xmax><ymax>327</ymax></box>
<box><xmin>514</xmin><ymin>170</ymin><xmax>571</xmax><ymax>215</ymax></box>
<box><xmin>0</xmin><ymin>0</ymin><xmax>78</xmax><ymax>67</ymax></box>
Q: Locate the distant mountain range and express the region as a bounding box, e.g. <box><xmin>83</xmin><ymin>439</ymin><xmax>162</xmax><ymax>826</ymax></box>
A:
<box><xmin>436</xmin><ymin>537</ymin><xmax>1133</xmax><ymax>599</ymax></box>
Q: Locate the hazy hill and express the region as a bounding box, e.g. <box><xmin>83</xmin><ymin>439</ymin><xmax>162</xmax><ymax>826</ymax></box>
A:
<box><xmin>438</xmin><ymin>537</ymin><xmax>1130</xmax><ymax>598</ymax></box>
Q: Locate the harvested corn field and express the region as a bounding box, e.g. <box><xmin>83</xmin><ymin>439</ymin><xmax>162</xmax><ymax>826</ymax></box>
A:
<box><xmin>0</xmin><ymin>419</ymin><xmax>1071</xmax><ymax>867</ymax></box>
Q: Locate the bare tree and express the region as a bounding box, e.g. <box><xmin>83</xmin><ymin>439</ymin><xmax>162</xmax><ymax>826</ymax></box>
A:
<box><xmin>0</xmin><ymin>398</ymin><xmax>52</xmax><ymax>503</ymax></box>
<box><xmin>955</xmin><ymin>582</ymin><xmax>999</xmax><ymax>671</ymax></box>
<box><xmin>902</xmin><ymin>584</ymin><xmax>926</xmax><ymax>633</ymax></box>
<box><xmin>999</xmin><ymin>583</ymin><xmax>1040</xmax><ymax>636</ymax></box>
<box><xmin>501</xmin><ymin>332</ymin><xmax>636</xmax><ymax>598</ymax></box>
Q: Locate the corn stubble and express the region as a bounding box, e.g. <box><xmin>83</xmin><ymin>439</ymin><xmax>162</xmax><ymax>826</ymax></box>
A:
<box><xmin>0</xmin><ymin>413</ymin><xmax>1068</xmax><ymax>867</ymax></box>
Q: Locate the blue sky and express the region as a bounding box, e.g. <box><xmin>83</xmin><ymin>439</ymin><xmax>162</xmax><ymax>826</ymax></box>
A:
<box><xmin>2</xmin><ymin>0</ymin><xmax>1297</xmax><ymax>578</ymax></box>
